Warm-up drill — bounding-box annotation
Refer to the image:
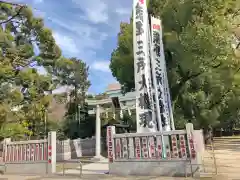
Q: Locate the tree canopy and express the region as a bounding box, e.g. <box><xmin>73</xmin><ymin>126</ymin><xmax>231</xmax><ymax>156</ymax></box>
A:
<box><xmin>0</xmin><ymin>1</ymin><xmax>92</xmax><ymax>140</ymax></box>
<box><xmin>110</xmin><ymin>0</ymin><xmax>240</xmax><ymax>131</ymax></box>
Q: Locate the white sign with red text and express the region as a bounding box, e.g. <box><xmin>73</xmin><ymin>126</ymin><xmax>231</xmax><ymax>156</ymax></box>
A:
<box><xmin>107</xmin><ymin>126</ymin><xmax>115</xmax><ymax>163</ymax></box>
<box><xmin>171</xmin><ymin>135</ymin><xmax>179</xmax><ymax>158</ymax></box>
<box><xmin>150</xmin><ymin>16</ymin><xmax>171</xmax><ymax>131</ymax></box>
<box><xmin>148</xmin><ymin>136</ymin><xmax>156</xmax><ymax>158</ymax></box>
<box><xmin>141</xmin><ymin>137</ymin><xmax>149</xmax><ymax>158</ymax></box>
<box><xmin>135</xmin><ymin>137</ymin><xmax>141</xmax><ymax>158</ymax></box>
<box><xmin>179</xmin><ymin>134</ymin><xmax>187</xmax><ymax>158</ymax></box>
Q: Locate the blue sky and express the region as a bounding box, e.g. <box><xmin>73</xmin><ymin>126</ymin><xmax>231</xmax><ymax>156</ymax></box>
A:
<box><xmin>7</xmin><ymin>0</ymin><xmax>132</xmax><ymax>94</ymax></box>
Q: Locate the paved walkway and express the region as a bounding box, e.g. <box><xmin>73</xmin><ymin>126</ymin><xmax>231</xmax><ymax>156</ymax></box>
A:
<box><xmin>54</xmin><ymin>159</ymin><xmax>197</xmax><ymax>179</ymax></box>
<box><xmin>59</xmin><ymin>158</ymin><xmax>109</xmax><ymax>175</ymax></box>
<box><xmin>0</xmin><ymin>159</ymin><xmax>110</xmax><ymax>179</ymax></box>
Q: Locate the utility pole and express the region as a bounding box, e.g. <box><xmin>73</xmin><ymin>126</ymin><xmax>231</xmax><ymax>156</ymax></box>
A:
<box><xmin>44</xmin><ymin>106</ymin><xmax>47</xmax><ymax>139</ymax></box>
<box><xmin>78</xmin><ymin>104</ymin><xmax>81</xmax><ymax>137</ymax></box>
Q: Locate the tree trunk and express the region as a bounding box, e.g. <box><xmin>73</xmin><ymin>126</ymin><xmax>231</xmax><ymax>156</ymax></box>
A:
<box><xmin>204</xmin><ymin>127</ymin><xmax>213</xmax><ymax>145</ymax></box>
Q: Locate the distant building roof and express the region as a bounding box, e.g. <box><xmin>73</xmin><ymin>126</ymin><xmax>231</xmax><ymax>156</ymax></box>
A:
<box><xmin>106</xmin><ymin>83</ymin><xmax>121</xmax><ymax>92</ymax></box>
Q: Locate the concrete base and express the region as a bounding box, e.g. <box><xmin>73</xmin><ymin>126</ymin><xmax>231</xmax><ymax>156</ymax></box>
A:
<box><xmin>91</xmin><ymin>155</ymin><xmax>105</xmax><ymax>162</ymax></box>
<box><xmin>3</xmin><ymin>162</ymin><xmax>51</xmax><ymax>174</ymax></box>
<box><xmin>109</xmin><ymin>160</ymin><xmax>200</xmax><ymax>177</ymax></box>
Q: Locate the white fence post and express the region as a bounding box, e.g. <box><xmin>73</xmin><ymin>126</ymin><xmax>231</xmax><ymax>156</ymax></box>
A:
<box><xmin>48</xmin><ymin>131</ymin><xmax>56</xmax><ymax>174</ymax></box>
<box><xmin>186</xmin><ymin>123</ymin><xmax>196</xmax><ymax>159</ymax></box>
<box><xmin>3</xmin><ymin>138</ymin><xmax>11</xmax><ymax>162</ymax></box>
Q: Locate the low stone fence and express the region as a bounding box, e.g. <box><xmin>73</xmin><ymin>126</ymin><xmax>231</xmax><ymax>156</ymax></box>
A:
<box><xmin>56</xmin><ymin>137</ymin><xmax>106</xmax><ymax>161</ymax></box>
<box><xmin>0</xmin><ymin>136</ymin><xmax>107</xmax><ymax>163</ymax></box>
<box><xmin>1</xmin><ymin>132</ymin><xmax>56</xmax><ymax>175</ymax></box>
<box><xmin>107</xmin><ymin>123</ymin><xmax>205</xmax><ymax>177</ymax></box>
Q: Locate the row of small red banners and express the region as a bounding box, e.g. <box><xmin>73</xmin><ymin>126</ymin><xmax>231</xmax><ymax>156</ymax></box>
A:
<box><xmin>107</xmin><ymin>128</ymin><xmax>196</xmax><ymax>162</ymax></box>
<box><xmin>4</xmin><ymin>143</ymin><xmax>48</xmax><ymax>162</ymax></box>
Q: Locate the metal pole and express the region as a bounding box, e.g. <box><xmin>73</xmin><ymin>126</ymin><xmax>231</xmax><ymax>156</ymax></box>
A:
<box><xmin>78</xmin><ymin>104</ymin><xmax>81</xmax><ymax>126</ymax></box>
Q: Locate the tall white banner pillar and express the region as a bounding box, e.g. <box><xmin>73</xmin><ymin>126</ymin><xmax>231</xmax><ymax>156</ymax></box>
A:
<box><xmin>150</xmin><ymin>16</ymin><xmax>172</xmax><ymax>131</ymax></box>
<box><xmin>133</xmin><ymin>0</ymin><xmax>158</xmax><ymax>133</ymax></box>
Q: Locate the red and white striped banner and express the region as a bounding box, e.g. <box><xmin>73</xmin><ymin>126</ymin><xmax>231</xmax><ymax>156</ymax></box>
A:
<box><xmin>189</xmin><ymin>138</ymin><xmax>196</xmax><ymax>159</ymax></box>
<box><xmin>179</xmin><ymin>135</ymin><xmax>187</xmax><ymax>158</ymax></box>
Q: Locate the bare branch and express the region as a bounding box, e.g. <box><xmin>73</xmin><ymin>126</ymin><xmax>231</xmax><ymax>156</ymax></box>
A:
<box><xmin>0</xmin><ymin>1</ymin><xmax>26</xmax><ymax>25</ymax></box>
<box><xmin>232</xmin><ymin>9</ymin><xmax>240</xmax><ymax>19</ymax></box>
<box><xmin>237</xmin><ymin>42</ymin><xmax>240</xmax><ymax>49</ymax></box>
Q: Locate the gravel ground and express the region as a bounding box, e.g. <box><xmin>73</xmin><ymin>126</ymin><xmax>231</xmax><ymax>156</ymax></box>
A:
<box><xmin>0</xmin><ymin>174</ymin><xmax>197</xmax><ymax>180</ymax></box>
